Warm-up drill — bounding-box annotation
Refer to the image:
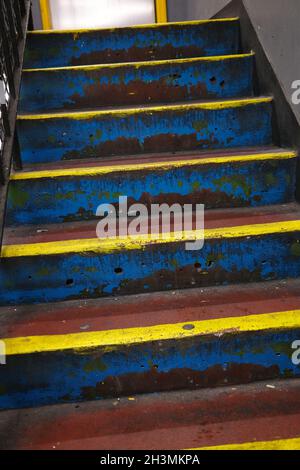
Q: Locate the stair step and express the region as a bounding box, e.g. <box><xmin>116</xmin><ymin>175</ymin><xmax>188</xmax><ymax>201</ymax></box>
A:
<box><xmin>24</xmin><ymin>18</ymin><xmax>240</xmax><ymax>69</ymax></box>
<box><xmin>6</xmin><ymin>148</ymin><xmax>297</xmax><ymax>225</ymax></box>
<box><xmin>17</xmin><ymin>97</ymin><xmax>273</xmax><ymax>165</ymax></box>
<box><xmin>0</xmin><ymin>281</ymin><xmax>300</xmax><ymax>408</ymax></box>
<box><xmin>20</xmin><ymin>53</ymin><xmax>254</xmax><ymax>114</ymax></box>
<box><xmin>1</xmin><ymin>203</ymin><xmax>300</xmax><ymax>305</ymax></box>
<box><xmin>0</xmin><ymin>379</ymin><xmax>299</xmax><ymax>449</ymax></box>
<box><xmin>1</xmin><ymin>277</ymin><xmax>300</xmax><ymax>340</ymax></box>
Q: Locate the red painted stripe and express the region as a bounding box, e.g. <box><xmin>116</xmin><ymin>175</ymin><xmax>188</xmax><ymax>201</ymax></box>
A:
<box><xmin>1</xmin><ymin>279</ymin><xmax>300</xmax><ymax>338</ymax></box>
<box><xmin>1</xmin><ymin>379</ymin><xmax>300</xmax><ymax>450</ymax></box>
<box><xmin>3</xmin><ymin>203</ymin><xmax>300</xmax><ymax>246</ymax></box>
<box><xmin>20</xmin><ymin>145</ymin><xmax>282</xmax><ymax>172</ymax></box>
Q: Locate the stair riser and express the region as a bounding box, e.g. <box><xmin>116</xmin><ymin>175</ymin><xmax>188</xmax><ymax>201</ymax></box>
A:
<box><xmin>6</xmin><ymin>157</ymin><xmax>296</xmax><ymax>225</ymax></box>
<box><xmin>18</xmin><ymin>101</ymin><xmax>273</xmax><ymax>164</ymax></box>
<box><xmin>24</xmin><ymin>20</ymin><xmax>240</xmax><ymax>69</ymax></box>
<box><xmin>0</xmin><ymin>328</ymin><xmax>299</xmax><ymax>409</ymax></box>
<box><xmin>20</xmin><ymin>56</ymin><xmax>254</xmax><ymax>114</ymax></box>
<box><xmin>1</xmin><ymin>231</ymin><xmax>300</xmax><ymax>305</ymax></box>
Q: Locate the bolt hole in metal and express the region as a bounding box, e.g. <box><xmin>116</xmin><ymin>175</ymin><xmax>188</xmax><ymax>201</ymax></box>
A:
<box><xmin>194</xmin><ymin>262</ymin><xmax>202</xmax><ymax>272</ymax></box>
<box><xmin>66</xmin><ymin>278</ymin><xmax>74</xmax><ymax>286</ymax></box>
<box><xmin>114</xmin><ymin>267</ymin><xmax>123</xmax><ymax>274</ymax></box>
<box><xmin>183</xmin><ymin>324</ymin><xmax>195</xmax><ymax>331</ymax></box>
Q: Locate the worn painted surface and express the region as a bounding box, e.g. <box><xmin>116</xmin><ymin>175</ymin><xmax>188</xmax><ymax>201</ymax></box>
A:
<box><xmin>24</xmin><ymin>19</ymin><xmax>240</xmax><ymax>69</ymax></box>
<box><xmin>1</xmin><ymin>278</ymin><xmax>300</xmax><ymax>338</ymax></box>
<box><xmin>20</xmin><ymin>54</ymin><xmax>254</xmax><ymax>113</ymax></box>
<box><xmin>17</xmin><ymin>99</ymin><xmax>273</xmax><ymax>164</ymax></box>
<box><xmin>2</xmin><ymin>11</ymin><xmax>300</xmax><ymax>431</ymax></box>
<box><xmin>0</xmin><ymin>379</ymin><xmax>300</xmax><ymax>449</ymax></box>
<box><xmin>0</xmin><ymin>310</ymin><xmax>299</xmax><ymax>409</ymax></box>
<box><xmin>1</xmin><ymin>221</ymin><xmax>300</xmax><ymax>304</ymax></box>
<box><xmin>6</xmin><ymin>152</ymin><xmax>297</xmax><ymax>225</ymax></box>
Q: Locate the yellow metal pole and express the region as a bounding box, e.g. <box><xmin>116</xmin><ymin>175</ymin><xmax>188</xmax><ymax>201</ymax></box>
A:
<box><xmin>39</xmin><ymin>0</ymin><xmax>52</xmax><ymax>30</ymax></box>
<box><xmin>155</xmin><ymin>0</ymin><xmax>168</xmax><ymax>23</ymax></box>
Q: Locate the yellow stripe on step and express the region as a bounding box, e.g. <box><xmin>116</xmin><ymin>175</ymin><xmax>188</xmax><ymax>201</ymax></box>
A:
<box><xmin>2</xmin><ymin>309</ymin><xmax>300</xmax><ymax>356</ymax></box>
<box><xmin>1</xmin><ymin>220</ymin><xmax>300</xmax><ymax>258</ymax></box>
<box><xmin>17</xmin><ymin>97</ymin><xmax>273</xmax><ymax>121</ymax></box>
<box><xmin>192</xmin><ymin>437</ymin><xmax>300</xmax><ymax>450</ymax></box>
<box><xmin>28</xmin><ymin>17</ymin><xmax>239</xmax><ymax>35</ymax></box>
<box><xmin>23</xmin><ymin>52</ymin><xmax>254</xmax><ymax>73</ymax></box>
<box><xmin>10</xmin><ymin>151</ymin><xmax>297</xmax><ymax>181</ymax></box>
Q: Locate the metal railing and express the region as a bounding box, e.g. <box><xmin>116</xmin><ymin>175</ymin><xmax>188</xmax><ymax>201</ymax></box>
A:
<box><xmin>0</xmin><ymin>0</ymin><xmax>31</xmax><ymax>247</ymax></box>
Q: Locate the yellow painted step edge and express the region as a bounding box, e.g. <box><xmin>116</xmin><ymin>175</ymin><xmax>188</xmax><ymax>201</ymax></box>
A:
<box><xmin>17</xmin><ymin>97</ymin><xmax>273</xmax><ymax>121</ymax></box>
<box><xmin>2</xmin><ymin>220</ymin><xmax>300</xmax><ymax>258</ymax></box>
<box><xmin>190</xmin><ymin>437</ymin><xmax>300</xmax><ymax>450</ymax></box>
<box><xmin>28</xmin><ymin>17</ymin><xmax>239</xmax><ymax>35</ymax></box>
<box><xmin>2</xmin><ymin>309</ymin><xmax>300</xmax><ymax>356</ymax></box>
<box><xmin>10</xmin><ymin>151</ymin><xmax>297</xmax><ymax>181</ymax></box>
<box><xmin>23</xmin><ymin>52</ymin><xmax>254</xmax><ymax>73</ymax></box>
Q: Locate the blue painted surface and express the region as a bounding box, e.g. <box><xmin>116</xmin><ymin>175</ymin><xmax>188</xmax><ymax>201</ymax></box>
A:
<box><xmin>17</xmin><ymin>102</ymin><xmax>273</xmax><ymax>164</ymax></box>
<box><xmin>19</xmin><ymin>56</ymin><xmax>254</xmax><ymax>113</ymax></box>
<box><xmin>1</xmin><ymin>233</ymin><xmax>300</xmax><ymax>305</ymax></box>
<box><xmin>24</xmin><ymin>21</ymin><xmax>240</xmax><ymax>69</ymax></box>
<box><xmin>0</xmin><ymin>330</ymin><xmax>299</xmax><ymax>409</ymax></box>
<box><xmin>6</xmin><ymin>158</ymin><xmax>296</xmax><ymax>225</ymax></box>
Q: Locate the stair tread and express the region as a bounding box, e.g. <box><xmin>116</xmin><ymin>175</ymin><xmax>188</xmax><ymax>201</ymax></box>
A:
<box><xmin>23</xmin><ymin>51</ymin><xmax>253</xmax><ymax>73</ymax></box>
<box><xmin>13</xmin><ymin>145</ymin><xmax>294</xmax><ymax>174</ymax></box>
<box><xmin>18</xmin><ymin>95</ymin><xmax>271</xmax><ymax>119</ymax></box>
<box><xmin>1</xmin><ymin>278</ymin><xmax>300</xmax><ymax>339</ymax></box>
<box><xmin>1</xmin><ymin>379</ymin><xmax>300</xmax><ymax>449</ymax></box>
<box><xmin>3</xmin><ymin>202</ymin><xmax>300</xmax><ymax>249</ymax></box>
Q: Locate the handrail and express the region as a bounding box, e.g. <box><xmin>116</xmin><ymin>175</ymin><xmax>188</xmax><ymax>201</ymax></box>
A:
<box><xmin>0</xmin><ymin>0</ymin><xmax>31</xmax><ymax>249</ymax></box>
<box><xmin>39</xmin><ymin>0</ymin><xmax>52</xmax><ymax>30</ymax></box>
<box><xmin>155</xmin><ymin>0</ymin><xmax>168</xmax><ymax>23</ymax></box>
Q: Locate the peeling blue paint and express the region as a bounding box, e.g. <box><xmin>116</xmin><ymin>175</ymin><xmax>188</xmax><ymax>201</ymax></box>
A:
<box><xmin>19</xmin><ymin>56</ymin><xmax>254</xmax><ymax>113</ymax></box>
<box><xmin>24</xmin><ymin>20</ymin><xmax>240</xmax><ymax>69</ymax></box>
<box><xmin>1</xmin><ymin>233</ymin><xmax>300</xmax><ymax>305</ymax></box>
<box><xmin>6</xmin><ymin>158</ymin><xmax>296</xmax><ymax>225</ymax></box>
<box><xmin>0</xmin><ymin>329</ymin><xmax>299</xmax><ymax>409</ymax></box>
<box><xmin>18</xmin><ymin>102</ymin><xmax>273</xmax><ymax>164</ymax></box>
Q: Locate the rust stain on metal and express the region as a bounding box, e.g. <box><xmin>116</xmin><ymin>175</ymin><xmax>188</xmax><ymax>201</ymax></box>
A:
<box><xmin>80</xmin><ymin>363</ymin><xmax>281</xmax><ymax>400</ymax></box>
<box><xmin>67</xmin><ymin>79</ymin><xmax>210</xmax><ymax>110</ymax></box>
<box><xmin>70</xmin><ymin>45</ymin><xmax>205</xmax><ymax>67</ymax></box>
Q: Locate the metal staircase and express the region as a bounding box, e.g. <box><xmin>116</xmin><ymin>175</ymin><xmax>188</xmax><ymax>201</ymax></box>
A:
<box><xmin>0</xmin><ymin>14</ymin><xmax>300</xmax><ymax>450</ymax></box>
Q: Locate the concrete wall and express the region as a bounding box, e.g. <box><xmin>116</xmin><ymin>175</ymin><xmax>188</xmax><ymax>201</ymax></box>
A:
<box><xmin>167</xmin><ymin>0</ymin><xmax>300</xmax><ymax>123</ymax></box>
<box><xmin>167</xmin><ymin>0</ymin><xmax>230</xmax><ymax>22</ymax></box>
<box><xmin>31</xmin><ymin>0</ymin><xmax>43</xmax><ymax>29</ymax></box>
